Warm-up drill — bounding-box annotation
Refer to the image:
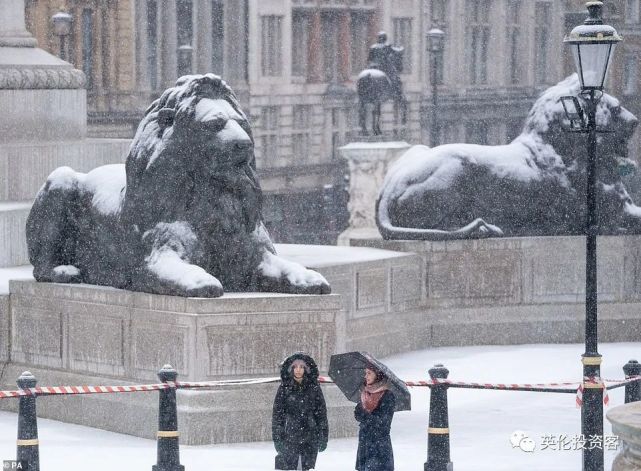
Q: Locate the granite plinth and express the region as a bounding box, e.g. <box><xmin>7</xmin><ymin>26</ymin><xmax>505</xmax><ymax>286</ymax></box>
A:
<box><xmin>1</xmin><ymin>280</ymin><xmax>353</xmax><ymax>444</ymax></box>
<box><xmin>8</xmin><ymin>280</ymin><xmax>340</xmax><ymax>381</ymax></box>
<box><xmin>345</xmin><ymin>235</ymin><xmax>641</xmax><ymax>345</ymax></box>
<box><xmin>608</xmin><ymin>401</ymin><xmax>641</xmax><ymax>470</ymax></box>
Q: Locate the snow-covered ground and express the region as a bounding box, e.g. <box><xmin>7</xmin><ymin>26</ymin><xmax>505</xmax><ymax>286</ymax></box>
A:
<box><xmin>1</xmin><ymin>342</ymin><xmax>638</xmax><ymax>470</ymax></box>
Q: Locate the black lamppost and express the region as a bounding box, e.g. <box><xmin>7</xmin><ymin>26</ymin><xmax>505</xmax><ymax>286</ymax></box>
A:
<box><xmin>51</xmin><ymin>10</ymin><xmax>73</xmax><ymax>62</ymax></box>
<box><xmin>562</xmin><ymin>2</ymin><xmax>621</xmax><ymax>470</ymax></box>
<box><xmin>427</xmin><ymin>28</ymin><xmax>445</xmax><ymax>147</ymax></box>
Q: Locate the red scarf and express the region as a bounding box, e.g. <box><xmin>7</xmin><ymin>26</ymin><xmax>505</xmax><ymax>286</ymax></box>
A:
<box><xmin>360</xmin><ymin>380</ymin><xmax>389</xmax><ymax>413</ymax></box>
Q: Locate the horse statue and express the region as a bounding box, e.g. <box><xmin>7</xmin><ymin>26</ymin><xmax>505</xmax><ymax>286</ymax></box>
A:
<box><xmin>357</xmin><ymin>32</ymin><xmax>408</xmax><ymax>136</ymax></box>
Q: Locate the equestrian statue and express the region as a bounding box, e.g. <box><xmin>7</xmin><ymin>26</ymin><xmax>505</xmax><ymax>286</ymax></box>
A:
<box><xmin>357</xmin><ymin>31</ymin><xmax>408</xmax><ymax>136</ymax></box>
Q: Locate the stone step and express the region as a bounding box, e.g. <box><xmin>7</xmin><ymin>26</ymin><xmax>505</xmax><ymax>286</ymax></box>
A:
<box><xmin>0</xmin><ymin>138</ymin><xmax>130</xmax><ymax>202</ymax></box>
<box><xmin>0</xmin><ymin>201</ymin><xmax>30</xmax><ymax>267</ymax></box>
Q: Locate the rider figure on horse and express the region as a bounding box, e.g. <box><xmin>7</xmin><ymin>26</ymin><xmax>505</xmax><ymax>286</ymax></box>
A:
<box><xmin>368</xmin><ymin>31</ymin><xmax>406</xmax><ymax>105</ymax></box>
<box><xmin>357</xmin><ymin>31</ymin><xmax>408</xmax><ymax>135</ymax></box>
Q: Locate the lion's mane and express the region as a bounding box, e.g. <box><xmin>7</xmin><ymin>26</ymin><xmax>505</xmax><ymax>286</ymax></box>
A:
<box><xmin>121</xmin><ymin>74</ymin><xmax>261</xmax><ymax>244</ymax></box>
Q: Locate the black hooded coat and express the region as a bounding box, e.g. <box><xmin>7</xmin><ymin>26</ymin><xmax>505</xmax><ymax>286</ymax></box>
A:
<box><xmin>272</xmin><ymin>353</ymin><xmax>329</xmax><ymax>470</ymax></box>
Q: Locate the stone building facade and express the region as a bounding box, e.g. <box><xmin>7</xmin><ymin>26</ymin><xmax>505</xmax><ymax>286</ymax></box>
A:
<box><xmin>423</xmin><ymin>0</ymin><xmax>567</xmax><ymax>146</ymax></box>
<box><xmin>423</xmin><ymin>0</ymin><xmax>640</xmax><ymax>160</ymax></box>
<box><xmin>25</xmin><ymin>0</ymin><xmax>141</xmax><ymax>136</ymax></box>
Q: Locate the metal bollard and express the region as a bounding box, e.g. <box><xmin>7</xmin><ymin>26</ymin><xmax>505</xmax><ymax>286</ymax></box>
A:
<box><xmin>16</xmin><ymin>371</ymin><xmax>39</xmax><ymax>471</ymax></box>
<box><xmin>152</xmin><ymin>364</ymin><xmax>185</xmax><ymax>471</ymax></box>
<box><xmin>624</xmin><ymin>359</ymin><xmax>641</xmax><ymax>403</ymax></box>
<box><xmin>425</xmin><ymin>364</ymin><xmax>453</xmax><ymax>471</ymax></box>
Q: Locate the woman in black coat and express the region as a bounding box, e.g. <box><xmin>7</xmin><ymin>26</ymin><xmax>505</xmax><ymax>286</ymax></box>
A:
<box><xmin>354</xmin><ymin>365</ymin><xmax>396</xmax><ymax>471</ymax></box>
<box><xmin>272</xmin><ymin>352</ymin><xmax>329</xmax><ymax>470</ymax></box>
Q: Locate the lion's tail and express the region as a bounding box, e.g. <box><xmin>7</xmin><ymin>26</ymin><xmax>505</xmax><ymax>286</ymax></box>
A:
<box><xmin>375</xmin><ymin>187</ymin><xmax>503</xmax><ymax>241</ymax></box>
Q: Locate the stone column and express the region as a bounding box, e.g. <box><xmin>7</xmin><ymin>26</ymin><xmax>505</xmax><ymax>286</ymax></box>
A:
<box><xmin>196</xmin><ymin>0</ymin><xmax>213</xmax><ymax>74</ymax></box>
<box><xmin>226</xmin><ymin>0</ymin><xmax>249</xmax><ymax>83</ymax></box>
<box><xmin>94</xmin><ymin>8</ymin><xmax>105</xmax><ymax>94</ymax></box>
<box><xmin>367</xmin><ymin>6</ymin><xmax>381</xmax><ymax>45</ymax></box>
<box><xmin>308</xmin><ymin>11</ymin><xmax>322</xmax><ymax>82</ymax></box>
<box><xmin>607</xmin><ymin>401</ymin><xmax>641</xmax><ymax>471</ymax></box>
<box><xmin>161</xmin><ymin>0</ymin><xmax>178</xmax><ymax>86</ymax></box>
<box><xmin>338</xmin><ymin>11</ymin><xmax>350</xmax><ymax>83</ymax></box>
<box><xmin>337</xmin><ymin>141</ymin><xmax>411</xmax><ymax>244</ymax></box>
<box><xmin>135</xmin><ymin>0</ymin><xmax>150</xmax><ymax>91</ymax></box>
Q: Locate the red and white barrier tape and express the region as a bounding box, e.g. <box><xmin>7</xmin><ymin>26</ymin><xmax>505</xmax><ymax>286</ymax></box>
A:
<box><xmin>0</xmin><ymin>383</ymin><xmax>174</xmax><ymax>398</ymax></box>
<box><xmin>602</xmin><ymin>375</ymin><xmax>641</xmax><ymax>384</ymax></box>
<box><xmin>0</xmin><ymin>375</ymin><xmax>636</xmax><ymax>400</ymax></box>
<box><xmin>576</xmin><ymin>378</ymin><xmax>610</xmax><ymax>408</ymax></box>
<box><xmin>404</xmin><ymin>378</ymin><xmax>580</xmax><ymax>389</ymax></box>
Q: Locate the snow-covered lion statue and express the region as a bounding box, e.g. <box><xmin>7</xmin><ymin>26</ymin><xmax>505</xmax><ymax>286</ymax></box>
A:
<box><xmin>26</xmin><ymin>74</ymin><xmax>330</xmax><ymax>297</ymax></box>
<box><xmin>377</xmin><ymin>74</ymin><xmax>640</xmax><ymax>240</ymax></box>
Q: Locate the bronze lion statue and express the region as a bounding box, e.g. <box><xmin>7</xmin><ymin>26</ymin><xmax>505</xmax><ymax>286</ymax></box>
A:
<box><xmin>377</xmin><ymin>74</ymin><xmax>640</xmax><ymax>240</ymax></box>
<box><xmin>26</xmin><ymin>74</ymin><xmax>330</xmax><ymax>297</ymax></box>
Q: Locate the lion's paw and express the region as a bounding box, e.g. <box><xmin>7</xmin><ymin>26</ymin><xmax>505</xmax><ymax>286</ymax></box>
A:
<box><xmin>146</xmin><ymin>254</ymin><xmax>224</xmax><ymax>298</ymax></box>
<box><xmin>181</xmin><ymin>272</ymin><xmax>224</xmax><ymax>298</ymax></box>
<box><xmin>49</xmin><ymin>265</ymin><xmax>82</xmax><ymax>283</ymax></box>
<box><xmin>470</xmin><ymin>219</ymin><xmax>503</xmax><ymax>238</ymax></box>
<box><xmin>285</xmin><ymin>268</ymin><xmax>332</xmax><ymax>295</ymax></box>
<box><xmin>258</xmin><ymin>253</ymin><xmax>331</xmax><ymax>295</ymax></box>
<box><xmin>184</xmin><ymin>282</ymin><xmax>224</xmax><ymax>298</ymax></box>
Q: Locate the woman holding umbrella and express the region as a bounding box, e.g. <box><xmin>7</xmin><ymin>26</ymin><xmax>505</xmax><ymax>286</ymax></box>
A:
<box><xmin>354</xmin><ymin>364</ymin><xmax>396</xmax><ymax>471</ymax></box>
<box><xmin>328</xmin><ymin>352</ymin><xmax>410</xmax><ymax>471</ymax></box>
<box><xmin>272</xmin><ymin>352</ymin><xmax>328</xmax><ymax>470</ymax></box>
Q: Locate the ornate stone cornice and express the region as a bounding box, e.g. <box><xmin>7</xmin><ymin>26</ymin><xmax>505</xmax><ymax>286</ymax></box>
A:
<box><xmin>0</xmin><ymin>66</ymin><xmax>86</xmax><ymax>90</ymax></box>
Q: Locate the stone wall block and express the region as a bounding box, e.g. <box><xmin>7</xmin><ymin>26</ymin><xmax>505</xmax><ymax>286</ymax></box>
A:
<box><xmin>11</xmin><ymin>300</ymin><xmax>63</xmax><ymax>368</ymax></box>
<box><xmin>0</xmin><ymin>89</ymin><xmax>86</xmax><ymax>142</ymax></box>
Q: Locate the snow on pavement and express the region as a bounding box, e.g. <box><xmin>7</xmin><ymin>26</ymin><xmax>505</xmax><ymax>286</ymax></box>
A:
<box><xmin>0</xmin><ymin>342</ymin><xmax>638</xmax><ymax>470</ymax></box>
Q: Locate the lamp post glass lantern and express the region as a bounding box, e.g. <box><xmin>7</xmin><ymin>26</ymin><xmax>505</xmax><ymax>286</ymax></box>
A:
<box><xmin>427</xmin><ymin>28</ymin><xmax>444</xmax><ymax>147</ymax></box>
<box><xmin>565</xmin><ymin>1</ymin><xmax>621</xmax><ymax>90</ymax></box>
<box><xmin>51</xmin><ymin>11</ymin><xmax>72</xmax><ymax>62</ymax></box>
<box><xmin>563</xmin><ymin>2</ymin><xmax>621</xmax><ymax>471</ymax></box>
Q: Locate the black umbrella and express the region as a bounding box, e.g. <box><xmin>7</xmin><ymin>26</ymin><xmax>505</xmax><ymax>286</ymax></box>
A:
<box><xmin>328</xmin><ymin>351</ymin><xmax>411</xmax><ymax>412</ymax></box>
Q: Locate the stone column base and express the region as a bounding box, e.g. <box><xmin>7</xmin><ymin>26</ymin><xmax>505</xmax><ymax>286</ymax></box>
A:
<box><xmin>338</xmin><ymin>141</ymin><xmax>411</xmax><ymax>243</ymax></box>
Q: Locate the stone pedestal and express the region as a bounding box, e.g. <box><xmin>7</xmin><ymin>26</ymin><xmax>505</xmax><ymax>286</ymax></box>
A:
<box><xmin>0</xmin><ymin>244</ymin><xmax>430</xmax><ymax>444</ymax></box>
<box><xmin>337</xmin><ymin>141</ymin><xmax>411</xmax><ymax>244</ymax></box>
<box><xmin>0</xmin><ymin>0</ymin><xmax>37</xmax><ymax>48</ymax></box>
<box><xmin>1</xmin><ymin>280</ymin><xmax>358</xmax><ymax>444</ymax></box>
<box><xmin>0</xmin><ymin>0</ymin><xmax>86</xmax><ymax>142</ymax></box>
<box><xmin>345</xmin><ymin>235</ymin><xmax>641</xmax><ymax>346</ymax></box>
<box><xmin>8</xmin><ymin>281</ymin><xmax>341</xmax><ymax>381</ymax></box>
<box><xmin>608</xmin><ymin>402</ymin><xmax>641</xmax><ymax>470</ymax></box>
